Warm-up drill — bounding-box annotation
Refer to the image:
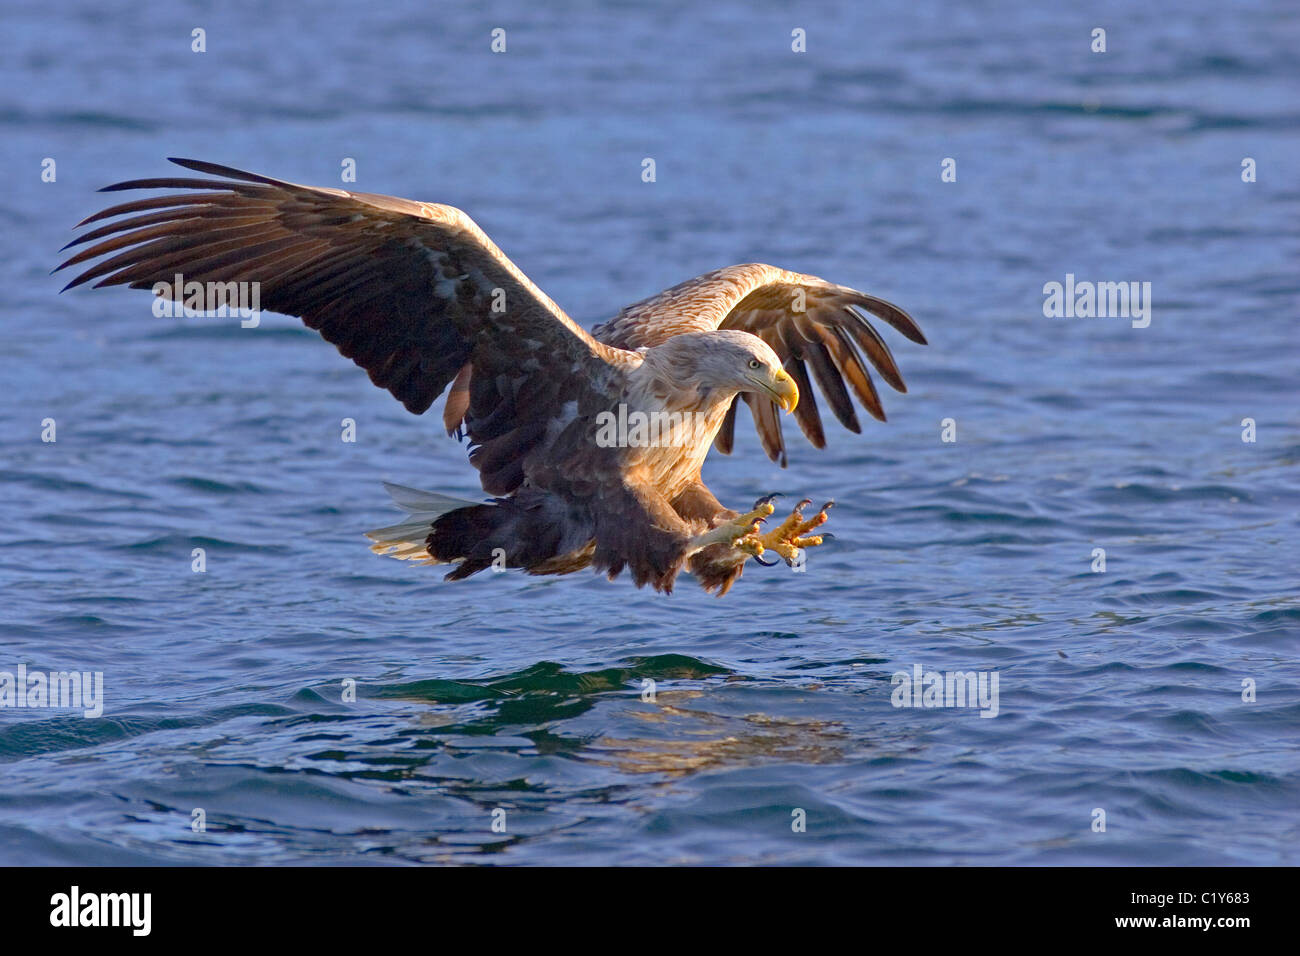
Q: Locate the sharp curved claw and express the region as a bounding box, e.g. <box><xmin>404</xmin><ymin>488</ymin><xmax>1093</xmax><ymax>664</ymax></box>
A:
<box><xmin>752</xmin><ymin>553</ymin><xmax>779</xmax><ymax>567</ymax></box>
<box><xmin>818</xmin><ymin>532</ymin><xmax>836</xmax><ymax>542</ymax></box>
<box><xmin>751</xmin><ymin>493</ymin><xmax>836</xmax><ymax>568</ymax></box>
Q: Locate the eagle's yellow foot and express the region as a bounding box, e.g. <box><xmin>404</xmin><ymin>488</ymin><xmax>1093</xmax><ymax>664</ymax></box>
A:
<box><xmin>754</xmin><ymin>498</ymin><xmax>833</xmax><ymax>566</ymax></box>
<box><xmin>685</xmin><ymin>496</ymin><xmax>776</xmax><ymax>559</ymax></box>
<box><xmin>732</xmin><ymin>494</ymin><xmax>782</xmax><ymax>558</ymax></box>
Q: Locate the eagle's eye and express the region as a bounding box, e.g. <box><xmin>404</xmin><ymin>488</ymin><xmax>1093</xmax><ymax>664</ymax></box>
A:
<box><xmin>748</xmin><ymin>358</ymin><xmax>762</xmax><ymax>370</ymax></box>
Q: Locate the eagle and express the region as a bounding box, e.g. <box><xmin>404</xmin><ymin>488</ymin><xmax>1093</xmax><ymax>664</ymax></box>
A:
<box><xmin>56</xmin><ymin>159</ymin><xmax>926</xmax><ymax>595</ymax></box>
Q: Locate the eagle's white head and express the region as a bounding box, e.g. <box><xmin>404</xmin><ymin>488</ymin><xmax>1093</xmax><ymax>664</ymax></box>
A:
<box><xmin>639</xmin><ymin>329</ymin><xmax>799</xmax><ymax>413</ymax></box>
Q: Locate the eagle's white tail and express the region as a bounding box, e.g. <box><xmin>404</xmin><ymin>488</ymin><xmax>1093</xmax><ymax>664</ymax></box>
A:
<box><xmin>365</xmin><ymin>482</ymin><xmax>483</xmax><ymax>564</ymax></box>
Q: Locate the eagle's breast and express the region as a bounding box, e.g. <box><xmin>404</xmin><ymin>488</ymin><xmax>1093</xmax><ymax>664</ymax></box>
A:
<box><xmin>616</xmin><ymin>367</ymin><xmax>735</xmax><ymax>499</ymax></box>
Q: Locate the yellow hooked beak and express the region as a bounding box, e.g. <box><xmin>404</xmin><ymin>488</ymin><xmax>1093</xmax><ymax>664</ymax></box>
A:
<box><xmin>765</xmin><ymin>368</ymin><xmax>799</xmax><ymax>413</ymax></box>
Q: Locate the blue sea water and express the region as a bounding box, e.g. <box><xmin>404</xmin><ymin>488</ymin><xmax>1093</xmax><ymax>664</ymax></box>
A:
<box><xmin>0</xmin><ymin>0</ymin><xmax>1297</xmax><ymax>865</ymax></box>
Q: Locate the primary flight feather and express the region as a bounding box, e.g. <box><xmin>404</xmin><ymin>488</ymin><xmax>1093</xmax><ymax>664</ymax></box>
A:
<box><xmin>57</xmin><ymin>159</ymin><xmax>925</xmax><ymax>594</ymax></box>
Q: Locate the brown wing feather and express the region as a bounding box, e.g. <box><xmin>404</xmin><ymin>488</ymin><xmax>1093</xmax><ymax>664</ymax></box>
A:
<box><xmin>592</xmin><ymin>262</ymin><xmax>925</xmax><ymax>464</ymax></box>
<box><xmin>713</xmin><ymin>395</ymin><xmax>739</xmax><ymax>455</ymax></box>
<box><xmin>58</xmin><ymin>159</ymin><xmax>636</xmax><ymax>497</ymax></box>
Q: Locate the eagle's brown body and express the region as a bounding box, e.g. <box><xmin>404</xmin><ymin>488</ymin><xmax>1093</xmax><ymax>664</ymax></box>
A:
<box><xmin>57</xmin><ymin>160</ymin><xmax>926</xmax><ymax>594</ymax></box>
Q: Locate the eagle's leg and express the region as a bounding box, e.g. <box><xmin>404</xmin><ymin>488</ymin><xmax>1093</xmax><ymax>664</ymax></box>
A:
<box><xmin>755</xmin><ymin>498</ymin><xmax>833</xmax><ymax>566</ymax></box>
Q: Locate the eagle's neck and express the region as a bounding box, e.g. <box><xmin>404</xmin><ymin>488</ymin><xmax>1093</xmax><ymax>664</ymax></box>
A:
<box><xmin>628</xmin><ymin>361</ymin><xmax>735</xmax><ymax>419</ymax></box>
<box><xmin>618</xmin><ymin>362</ymin><xmax>739</xmax><ymax>495</ymax></box>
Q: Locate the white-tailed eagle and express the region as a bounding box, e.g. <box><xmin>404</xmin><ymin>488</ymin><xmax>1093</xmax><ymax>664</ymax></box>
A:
<box><xmin>57</xmin><ymin>160</ymin><xmax>926</xmax><ymax>594</ymax></box>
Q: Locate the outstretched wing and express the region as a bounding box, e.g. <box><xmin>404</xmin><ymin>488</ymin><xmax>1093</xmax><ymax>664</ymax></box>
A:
<box><xmin>592</xmin><ymin>262</ymin><xmax>926</xmax><ymax>465</ymax></box>
<box><xmin>57</xmin><ymin>159</ymin><xmax>632</xmax><ymax>494</ymax></box>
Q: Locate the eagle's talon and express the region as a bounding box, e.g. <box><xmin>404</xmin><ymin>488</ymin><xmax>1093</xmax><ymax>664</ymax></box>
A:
<box><xmin>751</xmin><ymin>496</ymin><xmax>833</xmax><ymax>567</ymax></box>
<box><xmin>735</xmin><ymin>500</ymin><xmax>777</xmax><ymax>526</ymax></box>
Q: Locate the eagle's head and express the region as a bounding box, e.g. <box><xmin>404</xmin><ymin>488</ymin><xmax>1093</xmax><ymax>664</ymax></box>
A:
<box><xmin>643</xmin><ymin>330</ymin><xmax>799</xmax><ymax>412</ymax></box>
